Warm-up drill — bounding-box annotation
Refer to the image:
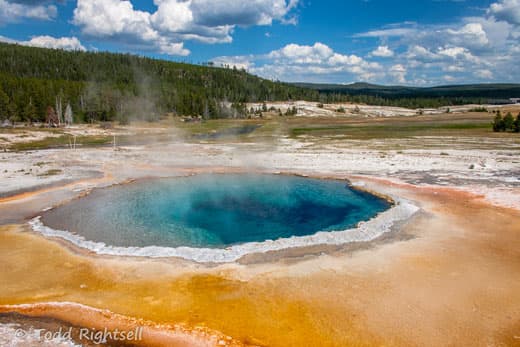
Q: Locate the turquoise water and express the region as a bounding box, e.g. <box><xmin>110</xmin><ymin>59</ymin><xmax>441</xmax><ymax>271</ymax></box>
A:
<box><xmin>41</xmin><ymin>174</ymin><xmax>391</xmax><ymax>248</ymax></box>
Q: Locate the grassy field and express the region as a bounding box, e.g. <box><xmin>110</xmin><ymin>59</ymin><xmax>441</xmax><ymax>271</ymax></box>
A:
<box><xmin>8</xmin><ymin>135</ymin><xmax>113</xmax><ymax>151</ymax></box>
<box><xmin>290</xmin><ymin>121</ymin><xmax>492</xmax><ymax>138</ymax></box>
<box><xmin>283</xmin><ymin>113</ymin><xmax>520</xmax><ymax>150</ymax></box>
<box><xmin>2</xmin><ymin>111</ymin><xmax>519</xmax><ymax>151</ymax></box>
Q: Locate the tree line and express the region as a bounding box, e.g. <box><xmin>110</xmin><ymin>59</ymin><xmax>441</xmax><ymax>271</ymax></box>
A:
<box><xmin>1</xmin><ymin>42</ymin><xmax>516</xmax><ymax>124</ymax></box>
<box><xmin>0</xmin><ymin>43</ymin><xmax>318</xmax><ymax>123</ymax></box>
<box><xmin>492</xmin><ymin>111</ymin><xmax>520</xmax><ymax>132</ymax></box>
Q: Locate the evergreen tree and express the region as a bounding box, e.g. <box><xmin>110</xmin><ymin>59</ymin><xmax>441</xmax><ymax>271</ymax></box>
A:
<box><xmin>492</xmin><ymin>112</ymin><xmax>504</xmax><ymax>132</ymax></box>
<box><xmin>0</xmin><ymin>42</ymin><xmax>518</xmax><ymax>120</ymax></box>
<box><xmin>7</xmin><ymin>100</ymin><xmax>18</xmax><ymax>122</ymax></box>
<box><xmin>514</xmin><ymin>113</ymin><xmax>520</xmax><ymax>133</ymax></box>
<box><xmin>285</xmin><ymin>106</ymin><xmax>297</xmax><ymax>116</ymax></box>
<box><xmin>117</xmin><ymin>112</ymin><xmax>130</xmax><ymax>125</ymax></box>
<box><xmin>0</xmin><ymin>88</ymin><xmax>9</xmax><ymax>120</ymax></box>
<box><xmin>23</xmin><ymin>99</ymin><xmax>38</xmax><ymax>123</ymax></box>
<box><xmin>503</xmin><ymin>112</ymin><xmax>515</xmax><ymax>131</ymax></box>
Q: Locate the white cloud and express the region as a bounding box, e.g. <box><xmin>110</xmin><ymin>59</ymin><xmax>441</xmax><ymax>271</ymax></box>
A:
<box><xmin>443</xmin><ymin>65</ymin><xmax>465</xmax><ymax>73</ymax></box>
<box><xmin>389</xmin><ymin>64</ymin><xmax>407</xmax><ymax>83</ymax></box>
<box><xmin>465</xmin><ymin>16</ymin><xmax>512</xmax><ymax>46</ymax></box>
<box><xmin>72</xmin><ymin>0</ymin><xmax>189</xmax><ymax>56</ymax></box>
<box><xmin>0</xmin><ymin>0</ymin><xmax>56</xmax><ymax>23</ymax></box>
<box><xmin>329</xmin><ymin>53</ymin><xmax>364</xmax><ymax>65</ymax></box>
<box><xmin>268</xmin><ymin>42</ymin><xmax>334</xmax><ymax>64</ymax></box>
<box><xmin>437</xmin><ymin>46</ymin><xmax>480</xmax><ymax>63</ymax></box>
<box><xmin>73</xmin><ymin>0</ymin><xmax>153</xmax><ymax>39</ymax></box>
<box><xmin>488</xmin><ymin>0</ymin><xmax>520</xmax><ymax>26</ymax></box>
<box><xmin>353</xmin><ymin>27</ymin><xmax>417</xmax><ymax>38</ymax></box>
<box><xmin>348</xmin><ymin>0</ymin><xmax>520</xmax><ymax>85</ymax></box>
<box><xmin>267</xmin><ymin>42</ymin><xmax>369</xmax><ymax>68</ymax></box>
<box><xmin>189</xmin><ymin>0</ymin><xmax>298</xmax><ymax>26</ymax></box>
<box><xmin>405</xmin><ymin>45</ymin><xmax>438</xmax><ymax>61</ymax></box>
<box><xmin>72</xmin><ymin>0</ymin><xmax>299</xmax><ymax>56</ymax></box>
<box><xmin>474</xmin><ymin>69</ymin><xmax>494</xmax><ymax>79</ymax></box>
<box><xmin>211</xmin><ymin>55</ymin><xmax>254</xmax><ymax>70</ymax></box>
<box><xmin>25</xmin><ymin>35</ymin><xmax>86</xmax><ymax>51</ymax></box>
<box><xmin>0</xmin><ymin>35</ymin><xmax>16</xmax><ymax>44</ymax></box>
<box><xmin>151</xmin><ymin>0</ymin><xmax>234</xmax><ymax>44</ymax></box>
<box><xmin>443</xmin><ymin>75</ymin><xmax>456</xmax><ymax>83</ymax></box>
<box><xmin>371</xmin><ymin>45</ymin><xmax>394</xmax><ymax>57</ymax></box>
<box><xmin>214</xmin><ymin>42</ymin><xmax>384</xmax><ymax>83</ymax></box>
<box><xmin>445</xmin><ymin>23</ymin><xmax>489</xmax><ymax>47</ymax></box>
<box><xmin>0</xmin><ymin>35</ymin><xmax>86</xmax><ymax>51</ymax></box>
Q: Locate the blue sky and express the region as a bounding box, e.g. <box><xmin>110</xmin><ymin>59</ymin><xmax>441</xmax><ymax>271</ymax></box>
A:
<box><xmin>0</xmin><ymin>0</ymin><xmax>519</xmax><ymax>85</ymax></box>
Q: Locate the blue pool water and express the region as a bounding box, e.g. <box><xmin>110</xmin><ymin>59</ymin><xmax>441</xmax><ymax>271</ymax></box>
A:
<box><xmin>41</xmin><ymin>174</ymin><xmax>391</xmax><ymax>249</ymax></box>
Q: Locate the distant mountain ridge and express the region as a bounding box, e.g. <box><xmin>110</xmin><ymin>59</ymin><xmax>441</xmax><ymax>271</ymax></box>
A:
<box><xmin>294</xmin><ymin>82</ymin><xmax>520</xmax><ymax>100</ymax></box>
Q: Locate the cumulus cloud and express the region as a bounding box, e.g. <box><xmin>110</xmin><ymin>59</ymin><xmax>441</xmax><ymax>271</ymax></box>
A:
<box><xmin>212</xmin><ymin>35</ymin><xmax>505</xmax><ymax>85</ymax></box>
<box><xmin>443</xmin><ymin>75</ymin><xmax>456</xmax><ymax>83</ymax></box>
<box><xmin>0</xmin><ymin>35</ymin><xmax>86</xmax><ymax>51</ymax></box>
<box><xmin>213</xmin><ymin>42</ymin><xmax>383</xmax><ymax>83</ymax></box>
<box><xmin>220</xmin><ymin>0</ymin><xmax>518</xmax><ymax>85</ymax></box>
<box><xmin>190</xmin><ymin>0</ymin><xmax>298</xmax><ymax>27</ymax></box>
<box><xmin>405</xmin><ymin>45</ymin><xmax>438</xmax><ymax>61</ymax></box>
<box><xmin>72</xmin><ymin>0</ymin><xmax>299</xmax><ymax>56</ymax></box>
<box><xmin>72</xmin><ymin>0</ymin><xmax>189</xmax><ymax>55</ymax></box>
<box><xmin>445</xmin><ymin>23</ymin><xmax>489</xmax><ymax>47</ymax></box>
<box><xmin>267</xmin><ymin>42</ymin><xmax>371</xmax><ymax>68</ymax></box>
<box><xmin>348</xmin><ymin>0</ymin><xmax>520</xmax><ymax>85</ymax></box>
<box><xmin>371</xmin><ymin>45</ymin><xmax>394</xmax><ymax>57</ymax></box>
<box><xmin>474</xmin><ymin>69</ymin><xmax>494</xmax><ymax>79</ymax></box>
<box><xmin>8</xmin><ymin>0</ymin><xmax>61</xmax><ymax>3</ymax></box>
<box><xmin>211</xmin><ymin>55</ymin><xmax>254</xmax><ymax>70</ymax></box>
<box><xmin>0</xmin><ymin>0</ymin><xmax>57</xmax><ymax>23</ymax></box>
<box><xmin>268</xmin><ymin>42</ymin><xmax>334</xmax><ymax>64</ymax></box>
<box><xmin>465</xmin><ymin>16</ymin><xmax>513</xmax><ymax>46</ymax></box>
<box><xmin>488</xmin><ymin>0</ymin><xmax>520</xmax><ymax>25</ymax></box>
<box><xmin>25</xmin><ymin>35</ymin><xmax>86</xmax><ymax>50</ymax></box>
<box><xmin>438</xmin><ymin>46</ymin><xmax>480</xmax><ymax>63</ymax></box>
<box><xmin>443</xmin><ymin>65</ymin><xmax>465</xmax><ymax>73</ymax></box>
<box><xmin>73</xmin><ymin>0</ymin><xmax>152</xmax><ymax>38</ymax></box>
<box><xmin>389</xmin><ymin>64</ymin><xmax>407</xmax><ymax>83</ymax></box>
<box><xmin>151</xmin><ymin>0</ymin><xmax>233</xmax><ymax>44</ymax></box>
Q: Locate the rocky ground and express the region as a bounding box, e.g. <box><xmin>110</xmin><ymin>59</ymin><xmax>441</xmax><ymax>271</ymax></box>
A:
<box><xmin>0</xmin><ymin>105</ymin><xmax>519</xmax><ymax>346</ymax></box>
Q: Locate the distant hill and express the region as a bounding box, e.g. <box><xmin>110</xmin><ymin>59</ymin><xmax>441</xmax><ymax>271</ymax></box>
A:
<box><xmin>0</xmin><ymin>42</ymin><xmax>317</xmax><ymax>123</ymax></box>
<box><xmin>295</xmin><ymin>82</ymin><xmax>520</xmax><ymax>100</ymax></box>
<box><xmin>1</xmin><ymin>42</ymin><xmax>518</xmax><ymax>124</ymax></box>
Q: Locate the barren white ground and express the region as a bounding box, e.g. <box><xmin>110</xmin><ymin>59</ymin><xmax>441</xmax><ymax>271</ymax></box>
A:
<box><xmin>1</xmin><ymin>132</ymin><xmax>519</xmax><ymax>208</ymax></box>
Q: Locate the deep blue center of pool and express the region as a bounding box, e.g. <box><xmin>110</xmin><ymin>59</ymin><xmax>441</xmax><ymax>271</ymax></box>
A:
<box><xmin>42</xmin><ymin>174</ymin><xmax>391</xmax><ymax>248</ymax></box>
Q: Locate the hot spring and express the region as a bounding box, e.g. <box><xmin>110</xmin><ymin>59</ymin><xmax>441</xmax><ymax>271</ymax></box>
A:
<box><xmin>39</xmin><ymin>174</ymin><xmax>392</xmax><ymax>254</ymax></box>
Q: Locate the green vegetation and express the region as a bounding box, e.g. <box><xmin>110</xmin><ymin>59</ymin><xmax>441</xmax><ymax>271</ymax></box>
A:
<box><xmin>291</xmin><ymin>121</ymin><xmax>491</xmax><ymax>139</ymax></box>
<box><xmin>297</xmin><ymin>82</ymin><xmax>520</xmax><ymax>108</ymax></box>
<box><xmin>285</xmin><ymin>106</ymin><xmax>298</xmax><ymax>116</ymax></box>
<box><xmin>492</xmin><ymin>112</ymin><xmax>520</xmax><ymax>133</ymax></box>
<box><xmin>0</xmin><ymin>42</ymin><xmax>317</xmax><ymax>123</ymax></box>
<box><xmin>10</xmin><ymin>134</ymin><xmax>112</xmax><ymax>151</ymax></box>
<box><xmin>37</xmin><ymin>169</ymin><xmax>62</xmax><ymax>177</ymax></box>
<box><xmin>469</xmin><ymin>107</ymin><xmax>489</xmax><ymax>112</ymax></box>
<box><xmin>1</xmin><ymin>42</ymin><xmax>518</xmax><ymax>124</ymax></box>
